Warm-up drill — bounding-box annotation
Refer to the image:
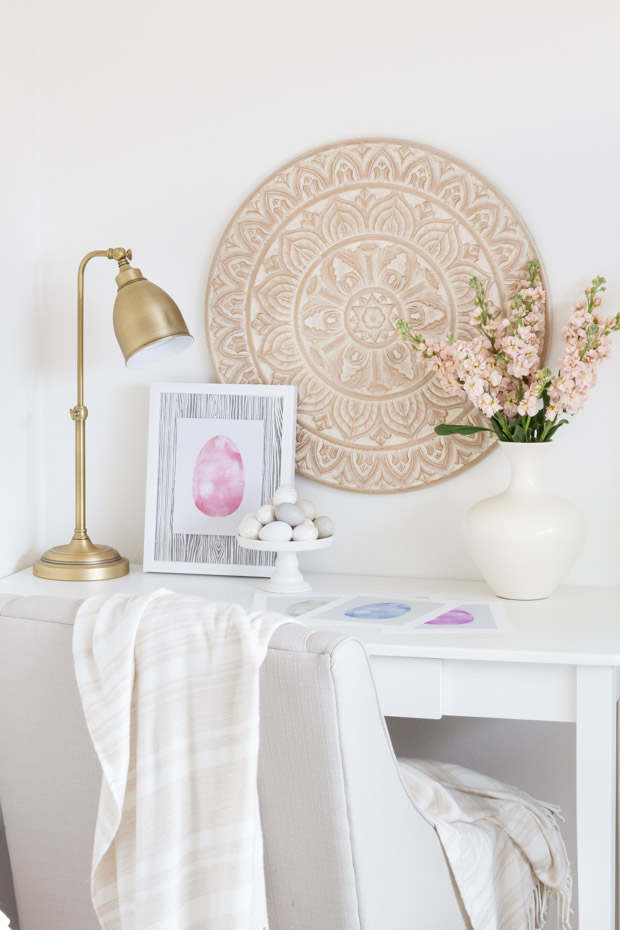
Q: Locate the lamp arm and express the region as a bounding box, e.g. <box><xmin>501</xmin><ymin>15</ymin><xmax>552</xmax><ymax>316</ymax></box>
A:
<box><xmin>72</xmin><ymin>248</ymin><xmax>131</xmax><ymax>539</ymax></box>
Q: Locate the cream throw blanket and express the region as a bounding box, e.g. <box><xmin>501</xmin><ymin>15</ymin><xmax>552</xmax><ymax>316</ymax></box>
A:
<box><xmin>73</xmin><ymin>590</ymin><xmax>289</xmax><ymax>930</ymax></box>
<box><xmin>398</xmin><ymin>758</ymin><xmax>572</xmax><ymax>930</ymax></box>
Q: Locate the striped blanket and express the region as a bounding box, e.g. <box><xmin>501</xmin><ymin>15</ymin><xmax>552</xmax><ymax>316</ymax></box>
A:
<box><xmin>399</xmin><ymin>758</ymin><xmax>572</xmax><ymax>930</ymax></box>
<box><xmin>73</xmin><ymin>590</ymin><xmax>289</xmax><ymax>930</ymax></box>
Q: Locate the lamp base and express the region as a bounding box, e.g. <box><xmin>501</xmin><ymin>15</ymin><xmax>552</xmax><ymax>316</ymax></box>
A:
<box><xmin>33</xmin><ymin>536</ymin><xmax>130</xmax><ymax>581</ymax></box>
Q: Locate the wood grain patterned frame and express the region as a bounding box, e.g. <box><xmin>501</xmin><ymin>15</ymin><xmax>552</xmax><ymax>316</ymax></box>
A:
<box><xmin>143</xmin><ymin>382</ymin><xmax>297</xmax><ymax>576</ymax></box>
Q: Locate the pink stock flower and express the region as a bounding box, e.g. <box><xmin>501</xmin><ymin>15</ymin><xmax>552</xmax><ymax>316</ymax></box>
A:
<box><xmin>517</xmin><ymin>389</ymin><xmax>543</xmax><ymax>418</ymax></box>
<box><xmin>463</xmin><ymin>375</ymin><xmax>485</xmax><ymax>398</ymax></box>
<box><xmin>396</xmin><ymin>265</ymin><xmax>614</xmax><ymax>442</ymax></box>
<box><xmin>479</xmin><ymin>393</ymin><xmax>503</xmax><ymax>416</ymax></box>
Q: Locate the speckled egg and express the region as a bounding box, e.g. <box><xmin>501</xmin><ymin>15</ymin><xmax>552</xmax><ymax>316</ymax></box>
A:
<box><xmin>259</xmin><ymin>521</ymin><xmax>293</xmax><ymax>542</ymax></box>
<box><xmin>272</xmin><ymin>484</ymin><xmax>297</xmax><ymax>506</ymax></box>
<box><xmin>256</xmin><ymin>503</ymin><xmax>276</xmax><ymax>524</ymax></box>
<box><xmin>314</xmin><ymin>516</ymin><xmax>334</xmax><ymax>538</ymax></box>
<box><xmin>275</xmin><ymin>502</ymin><xmax>306</xmax><ymax>527</ymax></box>
<box><xmin>238</xmin><ymin>517</ymin><xmax>262</xmax><ymax>539</ymax></box>
<box><xmin>297</xmin><ymin>499</ymin><xmax>317</xmax><ymax>520</ymax></box>
<box><xmin>292</xmin><ymin>522</ymin><xmax>319</xmax><ymax>541</ymax></box>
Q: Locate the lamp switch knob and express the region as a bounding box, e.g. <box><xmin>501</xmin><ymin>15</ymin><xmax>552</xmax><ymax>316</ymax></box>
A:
<box><xmin>107</xmin><ymin>247</ymin><xmax>132</xmax><ymax>263</ymax></box>
<box><xmin>70</xmin><ymin>405</ymin><xmax>88</xmax><ymax>421</ymax></box>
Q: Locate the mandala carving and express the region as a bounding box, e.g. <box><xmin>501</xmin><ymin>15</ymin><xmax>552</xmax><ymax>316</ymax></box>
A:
<box><xmin>206</xmin><ymin>139</ymin><xmax>548</xmax><ymax>493</ymax></box>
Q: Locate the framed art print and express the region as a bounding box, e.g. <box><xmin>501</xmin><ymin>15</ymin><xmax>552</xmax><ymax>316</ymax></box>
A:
<box><xmin>143</xmin><ymin>383</ymin><xmax>297</xmax><ymax>575</ymax></box>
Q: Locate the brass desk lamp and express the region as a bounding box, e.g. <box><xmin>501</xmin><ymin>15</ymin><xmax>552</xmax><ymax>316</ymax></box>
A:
<box><xmin>34</xmin><ymin>247</ymin><xmax>193</xmax><ymax>581</ymax></box>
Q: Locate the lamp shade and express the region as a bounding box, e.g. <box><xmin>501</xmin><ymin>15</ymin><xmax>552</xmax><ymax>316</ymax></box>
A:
<box><xmin>113</xmin><ymin>264</ymin><xmax>193</xmax><ymax>368</ymax></box>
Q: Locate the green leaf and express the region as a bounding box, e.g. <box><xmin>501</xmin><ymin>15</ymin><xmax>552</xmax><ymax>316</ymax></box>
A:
<box><xmin>434</xmin><ymin>424</ymin><xmax>493</xmax><ymax>436</ymax></box>
<box><xmin>544</xmin><ymin>419</ymin><xmax>569</xmax><ymax>440</ymax></box>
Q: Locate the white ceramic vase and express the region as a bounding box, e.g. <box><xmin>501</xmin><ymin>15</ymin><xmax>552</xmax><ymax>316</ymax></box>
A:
<box><xmin>464</xmin><ymin>441</ymin><xmax>586</xmax><ymax>600</ymax></box>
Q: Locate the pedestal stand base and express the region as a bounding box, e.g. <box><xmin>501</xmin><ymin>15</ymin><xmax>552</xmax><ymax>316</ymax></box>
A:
<box><xmin>261</xmin><ymin>579</ymin><xmax>312</xmax><ymax>594</ymax></box>
<box><xmin>236</xmin><ymin>534</ymin><xmax>333</xmax><ymax>593</ymax></box>
<box><xmin>260</xmin><ymin>550</ymin><xmax>312</xmax><ymax>594</ymax></box>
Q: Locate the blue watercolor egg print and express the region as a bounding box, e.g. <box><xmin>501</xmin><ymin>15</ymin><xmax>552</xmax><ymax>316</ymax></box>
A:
<box><xmin>345</xmin><ymin>602</ymin><xmax>412</xmax><ymax>620</ymax></box>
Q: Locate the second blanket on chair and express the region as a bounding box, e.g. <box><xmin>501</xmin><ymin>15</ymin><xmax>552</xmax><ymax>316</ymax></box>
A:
<box><xmin>73</xmin><ymin>590</ymin><xmax>289</xmax><ymax>930</ymax></box>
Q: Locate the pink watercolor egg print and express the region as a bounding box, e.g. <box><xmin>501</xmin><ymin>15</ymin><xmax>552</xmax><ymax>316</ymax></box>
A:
<box><xmin>192</xmin><ymin>436</ymin><xmax>245</xmax><ymax>517</ymax></box>
<box><xmin>425</xmin><ymin>609</ymin><xmax>475</xmax><ymax>626</ymax></box>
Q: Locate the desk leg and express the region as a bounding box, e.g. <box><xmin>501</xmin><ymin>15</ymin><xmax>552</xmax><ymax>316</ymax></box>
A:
<box><xmin>576</xmin><ymin>666</ymin><xmax>618</xmax><ymax>930</ymax></box>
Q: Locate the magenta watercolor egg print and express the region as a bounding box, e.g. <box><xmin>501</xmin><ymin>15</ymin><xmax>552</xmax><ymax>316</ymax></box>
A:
<box><xmin>425</xmin><ymin>609</ymin><xmax>475</xmax><ymax>626</ymax></box>
<box><xmin>192</xmin><ymin>435</ymin><xmax>245</xmax><ymax>517</ymax></box>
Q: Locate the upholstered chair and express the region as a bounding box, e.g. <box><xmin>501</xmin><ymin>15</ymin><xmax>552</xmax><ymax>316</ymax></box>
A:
<box><xmin>0</xmin><ymin>594</ymin><xmax>470</xmax><ymax>930</ymax></box>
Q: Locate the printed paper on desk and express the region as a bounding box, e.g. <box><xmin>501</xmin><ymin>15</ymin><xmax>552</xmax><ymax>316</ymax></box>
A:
<box><xmin>252</xmin><ymin>593</ymin><xmax>344</xmax><ymax>618</ymax></box>
<box><xmin>297</xmin><ymin>595</ymin><xmax>445</xmax><ymax>632</ymax></box>
<box><xmin>414</xmin><ymin>600</ymin><xmax>513</xmax><ymax>632</ymax></box>
<box><xmin>253</xmin><ymin>593</ymin><xmax>513</xmax><ymax>633</ymax></box>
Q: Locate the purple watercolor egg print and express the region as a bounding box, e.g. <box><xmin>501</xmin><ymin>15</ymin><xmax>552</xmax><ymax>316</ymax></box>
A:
<box><xmin>345</xmin><ymin>602</ymin><xmax>411</xmax><ymax>620</ymax></box>
<box><xmin>192</xmin><ymin>435</ymin><xmax>245</xmax><ymax>517</ymax></box>
<box><xmin>425</xmin><ymin>609</ymin><xmax>475</xmax><ymax>626</ymax></box>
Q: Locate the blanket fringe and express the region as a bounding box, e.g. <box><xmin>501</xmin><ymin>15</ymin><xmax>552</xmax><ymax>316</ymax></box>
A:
<box><xmin>530</xmin><ymin>800</ymin><xmax>572</xmax><ymax>929</ymax></box>
<box><xmin>528</xmin><ymin>876</ymin><xmax>573</xmax><ymax>930</ymax></box>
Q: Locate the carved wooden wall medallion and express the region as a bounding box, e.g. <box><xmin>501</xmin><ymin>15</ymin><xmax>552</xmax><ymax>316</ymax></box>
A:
<box><xmin>206</xmin><ymin>139</ymin><xmax>547</xmax><ymax>493</ymax></box>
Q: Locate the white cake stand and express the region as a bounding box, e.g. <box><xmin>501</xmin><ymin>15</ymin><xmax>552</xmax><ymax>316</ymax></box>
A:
<box><xmin>237</xmin><ymin>535</ymin><xmax>334</xmax><ymax>593</ymax></box>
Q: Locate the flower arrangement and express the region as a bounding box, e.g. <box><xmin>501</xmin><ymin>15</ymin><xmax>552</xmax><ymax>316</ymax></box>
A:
<box><xmin>396</xmin><ymin>261</ymin><xmax>616</xmax><ymax>442</ymax></box>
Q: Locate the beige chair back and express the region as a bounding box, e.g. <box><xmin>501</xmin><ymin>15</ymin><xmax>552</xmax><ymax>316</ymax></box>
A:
<box><xmin>0</xmin><ymin>594</ymin><xmax>469</xmax><ymax>930</ymax></box>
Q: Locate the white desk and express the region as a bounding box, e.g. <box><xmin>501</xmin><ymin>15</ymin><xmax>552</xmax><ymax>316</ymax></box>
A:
<box><xmin>1</xmin><ymin>565</ymin><xmax>619</xmax><ymax>930</ymax></box>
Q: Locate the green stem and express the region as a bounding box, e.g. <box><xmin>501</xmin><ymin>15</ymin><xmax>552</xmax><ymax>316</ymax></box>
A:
<box><xmin>493</xmin><ymin>413</ymin><xmax>513</xmax><ymax>441</ymax></box>
<box><xmin>479</xmin><ymin>324</ymin><xmax>496</xmax><ymax>347</ymax></box>
<box><xmin>540</xmin><ymin>418</ymin><xmax>555</xmax><ymax>442</ymax></box>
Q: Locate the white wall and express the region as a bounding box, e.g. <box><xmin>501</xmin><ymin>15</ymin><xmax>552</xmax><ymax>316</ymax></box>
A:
<box><xmin>0</xmin><ymin>0</ymin><xmax>41</xmax><ymax>577</ymax></box>
<box><xmin>4</xmin><ymin>0</ymin><xmax>619</xmax><ymax>919</ymax></box>
<box><xmin>28</xmin><ymin>0</ymin><xmax>620</xmax><ymax>586</ymax></box>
